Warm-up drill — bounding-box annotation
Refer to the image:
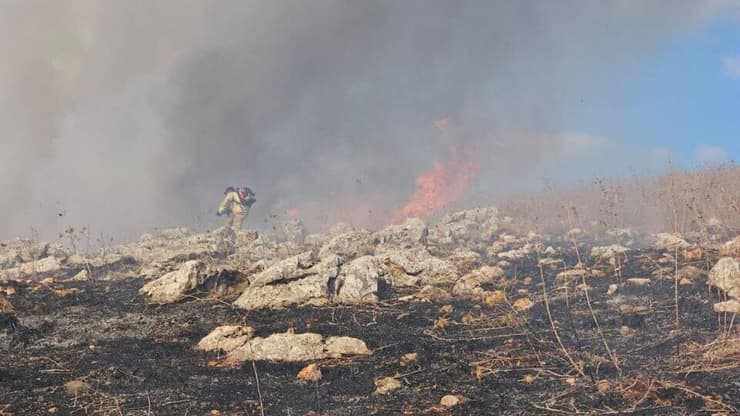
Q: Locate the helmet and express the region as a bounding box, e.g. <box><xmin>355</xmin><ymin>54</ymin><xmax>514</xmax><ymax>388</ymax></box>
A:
<box><xmin>224</xmin><ymin>186</ymin><xmax>235</xmax><ymax>194</ymax></box>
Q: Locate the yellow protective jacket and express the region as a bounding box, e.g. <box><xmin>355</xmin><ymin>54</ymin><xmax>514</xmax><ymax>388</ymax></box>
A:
<box><xmin>217</xmin><ymin>191</ymin><xmax>246</xmax><ymax>215</ymax></box>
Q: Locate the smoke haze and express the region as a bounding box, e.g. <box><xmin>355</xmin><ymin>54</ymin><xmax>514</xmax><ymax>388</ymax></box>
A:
<box><xmin>1</xmin><ymin>1</ymin><xmax>737</xmax><ymax>241</ymax></box>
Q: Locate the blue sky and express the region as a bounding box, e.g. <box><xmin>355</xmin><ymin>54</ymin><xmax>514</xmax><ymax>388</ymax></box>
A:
<box><xmin>565</xmin><ymin>18</ymin><xmax>740</xmax><ymax>168</ymax></box>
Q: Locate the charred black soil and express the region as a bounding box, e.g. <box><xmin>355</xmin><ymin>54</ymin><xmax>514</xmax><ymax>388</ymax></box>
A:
<box><xmin>2</xmin><ymin>247</ymin><xmax>739</xmax><ymax>415</ymax></box>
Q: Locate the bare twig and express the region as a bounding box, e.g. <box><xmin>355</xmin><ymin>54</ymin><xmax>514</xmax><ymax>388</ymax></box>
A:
<box><xmin>674</xmin><ymin>245</ymin><xmax>680</xmax><ymax>331</ymax></box>
<box><xmin>536</xmin><ymin>255</ymin><xmax>585</xmax><ymax>378</ymax></box>
<box><xmin>251</xmin><ymin>360</ymin><xmax>265</xmax><ymax>416</ymax></box>
<box><xmin>580</xmin><ymin>270</ymin><xmax>622</xmax><ymax>376</ymax></box>
<box><xmin>567</xmin><ymin>207</ymin><xmax>621</xmax><ymax>377</ymax></box>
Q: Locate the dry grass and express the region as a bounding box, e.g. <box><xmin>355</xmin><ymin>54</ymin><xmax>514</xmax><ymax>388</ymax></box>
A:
<box><xmin>499</xmin><ymin>163</ymin><xmax>740</xmax><ymax>236</ymax></box>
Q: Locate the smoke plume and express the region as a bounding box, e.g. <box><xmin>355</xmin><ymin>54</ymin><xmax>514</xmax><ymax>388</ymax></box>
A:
<box><xmin>1</xmin><ymin>1</ymin><xmax>737</xmax><ymax>241</ymax></box>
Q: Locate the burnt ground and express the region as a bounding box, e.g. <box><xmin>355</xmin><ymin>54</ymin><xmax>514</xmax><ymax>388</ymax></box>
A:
<box><xmin>1</xmin><ymin>247</ymin><xmax>739</xmax><ymax>415</ymax></box>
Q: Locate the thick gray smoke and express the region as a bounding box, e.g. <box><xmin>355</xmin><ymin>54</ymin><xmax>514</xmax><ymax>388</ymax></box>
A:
<box><xmin>1</xmin><ymin>1</ymin><xmax>737</xmax><ymax>241</ymax></box>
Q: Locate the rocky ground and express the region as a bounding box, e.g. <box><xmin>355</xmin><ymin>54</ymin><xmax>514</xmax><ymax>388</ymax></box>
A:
<box><xmin>1</xmin><ymin>207</ymin><xmax>739</xmax><ymax>415</ymax></box>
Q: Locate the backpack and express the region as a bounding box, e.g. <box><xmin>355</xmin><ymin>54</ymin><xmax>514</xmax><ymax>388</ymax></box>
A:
<box><xmin>236</xmin><ymin>187</ymin><xmax>256</xmax><ymax>207</ymax></box>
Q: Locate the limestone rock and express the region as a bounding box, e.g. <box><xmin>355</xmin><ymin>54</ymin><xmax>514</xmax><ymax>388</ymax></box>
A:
<box><xmin>719</xmin><ymin>236</ymin><xmax>740</xmax><ymax>258</ymax></box>
<box><xmin>374</xmin><ymin>218</ymin><xmax>427</xmax><ymax>251</ymax></box>
<box><xmin>1</xmin><ymin>240</ymin><xmax>66</xmax><ymax>270</ymax></box>
<box><xmin>486</xmin><ymin>240</ymin><xmax>509</xmax><ymax>258</ymax></box>
<box><xmin>29</xmin><ymin>256</ymin><xmax>62</xmax><ymax>275</ymax></box>
<box><xmin>556</xmin><ymin>268</ymin><xmax>590</xmax><ymax>280</ymax></box>
<box><xmin>72</xmin><ymin>269</ymin><xmax>89</xmax><ymax>281</ymax></box>
<box><xmin>653</xmin><ymin>233</ymin><xmax>690</xmax><ymax>251</ymax></box>
<box><xmin>400</xmin><ymin>353</ymin><xmax>419</xmax><ymax>365</ymax></box>
<box><xmin>334</xmin><ymin>256</ymin><xmax>386</xmax><ymax>304</ymax></box>
<box><xmin>708</xmin><ymin>257</ymin><xmax>740</xmax><ymax>299</ymax></box>
<box><xmin>373</xmin><ymin>377</ymin><xmax>402</xmax><ymax>395</ymax></box>
<box><xmin>379</xmin><ymin>249</ymin><xmax>458</xmax><ymax>286</ymax></box>
<box><xmin>64</xmin><ymin>380</ymin><xmax>90</xmax><ymax>397</ymax></box>
<box><xmin>427</xmin><ymin>207</ymin><xmax>500</xmax><ymax>253</ymax></box>
<box><xmin>713</xmin><ymin>300</ymin><xmax>740</xmax><ymax>313</ymax></box>
<box><xmin>590</xmin><ymin>245</ymin><xmax>629</xmax><ymax>260</ymax></box>
<box><xmin>233</xmin><ymin>253</ymin><xmax>340</xmax><ymax>310</ymax></box>
<box><xmin>249</xmin><ymin>251</ymin><xmax>322</xmax><ymax>287</ymax></box>
<box><xmin>297</xmin><ymin>363</ymin><xmax>322</xmax><ymax>382</ymax></box>
<box><xmin>196</xmin><ymin>325</ymin><xmax>254</xmax><ymax>353</ymax></box>
<box><xmin>682</xmin><ymin>246</ymin><xmax>704</xmax><ymax>261</ymax></box>
<box><xmin>453</xmin><ymin>266</ymin><xmax>504</xmax><ymax>295</ymax></box>
<box><xmin>512</xmin><ymin>297</ymin><xmax>534</xmax><ymax>312</ymax></box>
<box><xmin>139</xmin><ymin>260</ymin><xmax>207</xmax><ymax>304</ymax></box>
<box><xmin>158</xmin><ymin>227</ymin><xmax>190</xmax><ymax>240</ymax></box>
<box><xmin>226</xmin><ymin>333</ymin><xmax>326</xmax><ymax>363</ymax></box>
<box><xmin>0</xmin><ymin>251</ymin><xmax>19</xmax><ymax>269</ymax></box>
<box><xmin>324</xmin><ymin>336</ymin><xmax>372</xmax><ymax>357</ymax></box>
<box><xmin>497</xmin><ymin>260</ymin><xmax>511</xmax><ymax>269</ymax></box>
<box><xmin>0</xmin><ymin>298</ymin><xmax>14</xmax><ymax>314</ymax></box>
<box><xmin>318</xmin><ymin>230</ymin><xmax>375</xmax><ymax>260</ymax></box>
<box><xmin>0</xmin><ymin>256</ymin><xmax>62</xmax><ymax>279</ymax></box>
<box><xmin>234</xmin><ymin>275</ymin><xmax>330</xmax><ymax>310</ymax></box>
<box><xmin>223</xmin><ymin>333</ymin><xmax>371</xmax><ymax>363</ymax></box>
<box><xmin>607</xmin><ymin>284</ymin><xmax>619</xmax><ymax>296</ymax></box>
<box><xmin>538</xmin><ymin>257</ymin><xmax>563</xmax><ymax>269</ymax></box>
<box><xmin>626</xmin><ymin>278</ymin><xmax>651</xmax><ymax>286</ymax></box>
<box><xmin>415</xmin><ymin>285</ymin><xmax>452</xmax><ymax>302</ymax></box>
<box><xmin>497</xmin><ymin>244</ymin><xmax>535</xmax><ymax>261</ymax></box>
<box><xmin>677</xmin><ymin>265</ymin><xmax>705</xmax><ymax>281</ymax></box>
<box><xmin>18</xmin><ymin>241</ymin><xmax>49</xmax><ymax>263</ymax></box>
<box><xmin>446</xmin><ymin>249</ymin><xmax>481</xmax><ymax>275</ymax></box>
<box><xmin>440</xmin><ymin>395</ymin><xmax>467</xmax><ymax>408</ymax></box>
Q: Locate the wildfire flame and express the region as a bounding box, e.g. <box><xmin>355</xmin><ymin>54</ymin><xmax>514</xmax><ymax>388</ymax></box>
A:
<box><xmin>398</xmin><ymin>148</ymin><xmax>478</xmax><ymax>219</ymax></box>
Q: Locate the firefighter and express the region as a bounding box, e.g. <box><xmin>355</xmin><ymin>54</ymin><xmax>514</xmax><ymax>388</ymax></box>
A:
<box><xmin>217</xmin><ymin>186</ymin><xmax>255</xmax><ymax>230</ymax></box>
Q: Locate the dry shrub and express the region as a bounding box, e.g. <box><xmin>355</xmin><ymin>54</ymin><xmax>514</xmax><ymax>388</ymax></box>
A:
<box><xmin>499</xmin><ymin>163</ymin><xmax>740</xmax><ymax>235</ymax></box>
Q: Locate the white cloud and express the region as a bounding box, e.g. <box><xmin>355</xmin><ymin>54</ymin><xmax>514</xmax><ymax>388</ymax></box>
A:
<box><xmin>553</xmin><ymin>133</ymin><xmax>614</xmax><ymax>158</ymax></box>
<box><xmin>722</xmin><ymin>56</ymin><xmax>740</xmax><ymax>78</ymax></box>
<box><xmin>648</xmin><ymin>146</ymin><xmax>674</xmax><ymax>166</ymax></box>
<box><xmin>695</xmin><ymin>144</ymin><xmax>728</xmax><ymax>165</ymax></box>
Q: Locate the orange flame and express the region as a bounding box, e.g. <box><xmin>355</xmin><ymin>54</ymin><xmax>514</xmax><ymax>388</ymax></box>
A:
<box><xmin>398</xmin><ymin>148</ymin><xmax>478</xmax><ymax>219</ymax></box>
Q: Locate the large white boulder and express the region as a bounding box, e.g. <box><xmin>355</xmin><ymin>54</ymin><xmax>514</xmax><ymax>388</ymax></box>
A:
<box><xmin>318</xmin><ymin>230</ymin><xmax>375</xmax><ymax>260</ymax></box>
<box><xmin>378</xmin><ymin>248</ymin><xmax>458</xmax><ymax>286</ymax></box>
<box><xmin>233</xmin><ymin>253</ymin><xmax>341</xmax><ymax>310</ymax></box>
<box><xmin>139</xmin><ymin>260</ymin><xmax>206</xmax><ymax>304</ymax></box>
<box><xmin>374</xmin><ymin>218</ymin><xmax>427</xmax><ymax>251</ymax></box>
<box><xmin>224</xmin><ymin>333</ymin><xmax>372</xmax><ymax>363</ymax></box>
<box><xmin>334</xmin><ymin>256</ymin><xmax>387</xmax><ymax>304</ymax></box>
<box><xmin>427</xmin><ymin>207</ymin><xmax>500</xmax><ymax>253</ymax></box>
<box><xmin>234</xmin><ymin>275</ymin><xmax>331</xmax><ymax>310</ymax></box>
<box><xmin>226</xmin><ymin>333</ymin><xmax>326</xmax><ymax>363</ymax></box>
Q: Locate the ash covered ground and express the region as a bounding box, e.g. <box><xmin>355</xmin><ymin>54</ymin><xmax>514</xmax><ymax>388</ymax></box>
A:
<box><xmin>1</xmin><ymin>207</ymin><xmax>739</xmax><ymax>415</ymax></box>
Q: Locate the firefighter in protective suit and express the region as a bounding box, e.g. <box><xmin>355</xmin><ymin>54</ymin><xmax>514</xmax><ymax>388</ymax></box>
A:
<box><xmin>217</xmin><ymin>186</ymin><xmax>255</xmax><ymax>230</ymax></box>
